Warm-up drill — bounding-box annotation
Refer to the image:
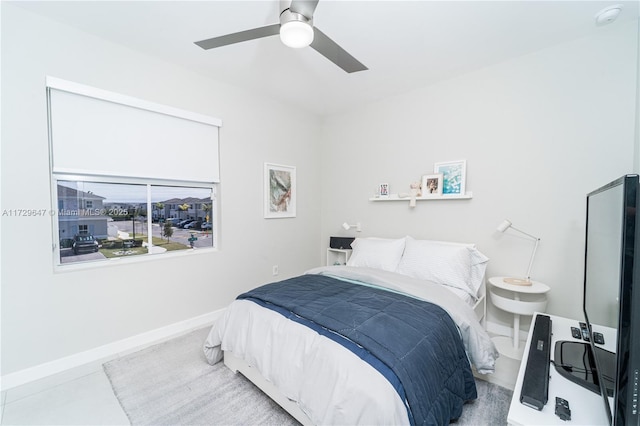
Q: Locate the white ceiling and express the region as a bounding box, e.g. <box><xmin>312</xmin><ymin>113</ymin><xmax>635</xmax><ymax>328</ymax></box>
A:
<box><xmin>13</xmin><ymin>1</ymin><xmax>639</xmax><ymax>116</ymax></box>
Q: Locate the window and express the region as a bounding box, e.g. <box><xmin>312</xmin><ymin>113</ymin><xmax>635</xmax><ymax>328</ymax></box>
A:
<box><xmin>56</xmin><ymin>179</ymin><xmax>215</xmax><ymax>265</ymax></box>
<box><xmin>47</xmin><ymin>77</ymin><xmax>222</xmax><ymax>268</ymax></box>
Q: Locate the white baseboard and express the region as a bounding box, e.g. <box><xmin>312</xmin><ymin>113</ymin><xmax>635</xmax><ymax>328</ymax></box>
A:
<box><xmin>1</xmin><ymin>309</ymin><xmax>224</xmax><ymax>391</ymax></box>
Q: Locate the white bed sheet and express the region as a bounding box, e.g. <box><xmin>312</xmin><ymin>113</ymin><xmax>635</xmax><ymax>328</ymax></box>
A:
<box><xmin>203</xmin><ymin>267</ymin><xmax>498</xmax><ymax>424</ymax></box>
<box><xmin>205</xmin><ymin>298</ymin><xmax>410</xmax><ymax>425</ymax></box>
<box><xmin>441</xmin><ymin>283</ymin><xmax>474</xmax><ymax>305</ymax></box>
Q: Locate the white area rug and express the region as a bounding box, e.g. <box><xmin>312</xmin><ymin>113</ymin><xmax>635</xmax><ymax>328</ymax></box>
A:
<box><xmin>104</xmin><ymin>327</ymin><xmax>512</xmax><ymax>425</ymax></box>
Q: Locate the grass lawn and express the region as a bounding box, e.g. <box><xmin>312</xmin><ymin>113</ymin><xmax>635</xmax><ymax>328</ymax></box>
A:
<box><xmin>152</xmin><ymin>236</ymin><xmax>190</xmax><ymax>251</ymax></box>
<box><xmin>99</xmin><ymin>236</ymin><xmax>189</xmax><ymax>258</ymax></box>
<box><xmin>100</xmin><ymin>247</ymin><xmax>147</xmax><ymax>258</ymax></box>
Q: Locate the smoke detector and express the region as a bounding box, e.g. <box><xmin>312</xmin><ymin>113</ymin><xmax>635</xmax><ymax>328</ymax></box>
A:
<box><xmin>594</xmin><ymin>4</ymin><xmax>623</xmax><ymax>26</ymax></box>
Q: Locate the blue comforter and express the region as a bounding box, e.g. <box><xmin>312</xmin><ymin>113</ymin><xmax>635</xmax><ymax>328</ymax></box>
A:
<box><xmin>237</xmin><ymin>274</ymin><xmax>477</xmax><ymax>426</ymax></box>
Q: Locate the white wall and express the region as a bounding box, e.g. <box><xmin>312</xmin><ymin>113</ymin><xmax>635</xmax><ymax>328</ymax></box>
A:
<box><xmin>320</xmin><ymin>21</ymin><xmax>639</xmax><ymax>331</ymax></box>
<box><xmin>1</xmin><ymin>3</ymin><xmax>322</xmax><ymax>376</ymax></box>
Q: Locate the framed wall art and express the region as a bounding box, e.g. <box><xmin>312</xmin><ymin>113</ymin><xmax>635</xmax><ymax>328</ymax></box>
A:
<box><xmin>434</xmin><ymin>160</ymin><xmax>466</xmax><ymax>195</ymax></box>
<box><xmin>378</xmin><ymin>183</ymin><xmax>389</xmax><ymax>198</ymax></box>
<box><xmin>264</xmin><ymin>163</ymin><xmax>296</xmax><ymax>218</ymax></box>
<box><xmin>421</xmin><ymin>173</ymin><xmax>443</xmax><ymax>196</ymax></box>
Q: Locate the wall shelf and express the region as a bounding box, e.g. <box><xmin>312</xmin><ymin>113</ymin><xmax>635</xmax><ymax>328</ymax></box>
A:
<box><xmin>369</xmin><ymin>192</ymin><xmax>473</xmax><ymax>202</ymax></box>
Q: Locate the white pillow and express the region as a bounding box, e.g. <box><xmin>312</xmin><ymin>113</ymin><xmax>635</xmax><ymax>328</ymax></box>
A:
<box><xmin>396</xmin><ymin>237</ymin><xmax>489</xmax><ymax>298</ymax></box>
<box><xmin>347</xmin><ymin>237</ymin><xmax>406</xmax><ymax>272</ymax></box>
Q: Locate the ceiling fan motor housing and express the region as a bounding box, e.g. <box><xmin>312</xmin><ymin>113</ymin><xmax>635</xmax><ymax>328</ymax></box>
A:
<box><xmin>280</xmin><ymin>9</ymin><xmax>312</xmax><ymax>27</ymax></box>
<box><xmin>280</xmin><ymin>5</ymin><xmax>312</xmax><ymax>26</ymax></box>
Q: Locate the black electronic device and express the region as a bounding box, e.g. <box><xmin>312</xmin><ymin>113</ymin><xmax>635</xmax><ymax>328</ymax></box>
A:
<box><xmin>520</xmin><ymin>314</ymin><xmax>552</xmax><ymax>410</ymax></box>
<box><xmin>555</xmin><ymin>397</ymin><xmax>571</xmax><ymax>421</ymax></box>
<box><xmin>571</xmin><ymin>327</ymin><xmax>582</xmax><ymax>339</ymax></box>
<box><xmin>329</xmin><ymin>236</ymin><xmax>355</xmax><ymax>250</ymax></box>
<box><xmin>579</xmin><ymin>321</ymin><xmax>591</xmax><ymax>342</ymax></box>
<box><xmin>593</xmin><ymin>332</ymin><xmax>605</xmax><ymax>345</ymax></box>
<box><xmin>553</xmin><ymin>340</ymin><xmax>615</xmax><ymax>397</ymax></box>
<box><xmin>582</xmin><ymin>174</ymin><xmax>640</xmax><ymax>426</ymax></box>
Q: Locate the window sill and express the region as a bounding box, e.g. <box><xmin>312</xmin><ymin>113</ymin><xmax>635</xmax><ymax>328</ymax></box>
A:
<box><xmin>53</xmin><ymin>246</ymin><xmax>219</xmax><ymax>273</ymax></box>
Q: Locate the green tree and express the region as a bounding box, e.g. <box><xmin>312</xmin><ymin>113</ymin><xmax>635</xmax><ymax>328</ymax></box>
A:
<box><xmin>178</xmin><ymin>203</ymin><xmax>190</xmax><ymax>220</ymax></box>
<box><xmin>162</xmin><ymin>221</ymin><xmax>174</xmax><ymax>242</ymax></box>
<box><xmin>202</xmin><ymin>203</ymin><xmax>211</xmax><ymax>222</ymax></box>
<box><xmin>154</xmin><ymin>202</ymin><xmax>164</xmax><ymax>223</ymax></box>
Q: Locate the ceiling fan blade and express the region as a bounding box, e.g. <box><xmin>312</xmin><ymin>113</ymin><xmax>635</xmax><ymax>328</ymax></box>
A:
<box><xmin>310</xmin><ymin>27</ymin><xmax>368</xmax><ymax>73</ymax></box>
<box><xmin>195</xmin><ymin>24</ymin><xmax>280</xmax><ymax>50</ymax></box>
<box><xmin>289</xmin><ymin>0</ymin><xmax>319</xmax><ymax>19</ymax></box>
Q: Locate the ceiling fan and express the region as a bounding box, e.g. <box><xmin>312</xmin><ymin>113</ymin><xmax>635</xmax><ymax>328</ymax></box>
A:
<box><xmin>194</xmin><ymin>0</ymin><xmax>368</xmax><ymax>73</ymax></box>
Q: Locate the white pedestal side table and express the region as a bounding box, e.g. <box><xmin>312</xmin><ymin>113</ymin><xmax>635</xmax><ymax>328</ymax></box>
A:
<box><xmin>488</xmin><ymin>276</ymin><xmax>550</xmax><ymax>360</ymax></box>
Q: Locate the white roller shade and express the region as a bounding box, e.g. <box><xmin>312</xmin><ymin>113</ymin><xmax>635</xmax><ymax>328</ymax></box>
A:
<box><xmin>47</xmin><ymin>77</ymin><xmax>221</xmax><ymax>183</ymax></box>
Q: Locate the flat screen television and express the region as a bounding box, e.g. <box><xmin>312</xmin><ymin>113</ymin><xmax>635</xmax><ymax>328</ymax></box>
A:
<box><xmin>583</xmin><ymin>174</ymin><xmax>640</xmax><ymax>426</ymax></box>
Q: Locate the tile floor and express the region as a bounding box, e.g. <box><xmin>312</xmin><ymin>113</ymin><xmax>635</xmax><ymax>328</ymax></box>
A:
<box><xmin>1</xmin><ymin>363</ymin><xmax>129</xmax><ymax>426</ymax></box>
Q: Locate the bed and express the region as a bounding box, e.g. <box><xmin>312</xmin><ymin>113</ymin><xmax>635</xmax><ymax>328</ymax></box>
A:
<box><xmin>204</xmin><ymin>236</ymin><xmax>499</xmax><ymax>425</ymax></box>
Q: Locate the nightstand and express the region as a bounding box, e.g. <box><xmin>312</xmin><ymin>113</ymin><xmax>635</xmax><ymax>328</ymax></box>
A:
<box><xmin>488</xmin><ymin>276</ymin><xmax>550</xmax><ymax>360</ymax></box>
<box><xmin>326</xmin><ymin>248</ymin><xmax>352</xmax><ymax>266</ymax></box>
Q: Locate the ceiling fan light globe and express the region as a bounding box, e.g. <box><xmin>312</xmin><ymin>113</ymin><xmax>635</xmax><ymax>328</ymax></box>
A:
<box><xmin>280</xmin><ymin>21</ymin><xmax>314</xmax><ymax>48</ymax></box>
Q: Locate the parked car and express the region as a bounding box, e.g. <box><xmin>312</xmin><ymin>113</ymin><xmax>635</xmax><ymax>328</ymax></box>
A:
<box><xmin>177</xmin><ymin>219</ymin><xmax>194</xmax><ymax>228</ymax></box>
<box><xmin>200</xmin><ymin>222</ymin><xmax>212</xmax><ymax>231</ymax></box>
<box><xmin>72</xmin><ymin>234</ymin><xmax>99</xmax><ymax>254</ymax></box>
<box><xmin>184</xmin><ymin>220</ymin><xmax>202</xmax><ymax>230</ymax></box>
<box><xmin>165</xmin><ymin>218</ymin><xmax>181</xmax><ymax>227</ymax></box>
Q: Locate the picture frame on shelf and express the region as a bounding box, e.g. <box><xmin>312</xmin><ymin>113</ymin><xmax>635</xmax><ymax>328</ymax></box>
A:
<box><xmin>421</xmin><ymin>173</ymin><xmax>443</xmax><ymax>196</ymax></box>
<box><xmin>434</xmin><ymin>160</ymin><xmax>466</xmax><ymax>195</ymax></box>
<box><xmin>264</xmin><ymin>163</ymin><xmax>296</xmax><ymax>219</ymax></box>
<box><xmin>378</xmin><ymin>183</ymin><xmax>389</xmax><ymax>197</ymax></box>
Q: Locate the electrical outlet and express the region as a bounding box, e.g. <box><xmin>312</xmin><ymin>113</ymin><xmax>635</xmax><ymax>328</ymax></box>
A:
<box><xmin>272</xmin><ymin>265</ymin><xmax>279</xmax><ymax>276</ymax></box>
